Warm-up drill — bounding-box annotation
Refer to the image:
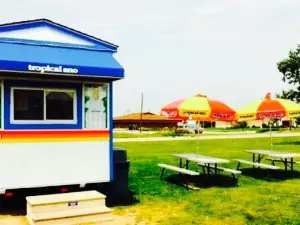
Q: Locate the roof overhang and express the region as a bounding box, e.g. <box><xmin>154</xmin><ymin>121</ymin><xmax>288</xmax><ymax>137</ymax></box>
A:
<box><xmin>0</xmin><ymin>41</ymin><xmax>124</xmax><ymax>81</ymax></box>
<box><xmin>0</xmin><ymin>71</ymin><xmax>122</xmax><ymax>83</ymax></box>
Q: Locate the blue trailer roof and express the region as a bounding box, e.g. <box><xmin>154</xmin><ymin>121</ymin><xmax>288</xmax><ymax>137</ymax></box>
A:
<box><xmin>0</xmin><ymin>41</ymin><xmax>124</xmax><ymax>78</ymax></box>
<box><xmin>0</xmin><ymin>19</ymin><xmax>124</xmax><ymax>80</ymax></box>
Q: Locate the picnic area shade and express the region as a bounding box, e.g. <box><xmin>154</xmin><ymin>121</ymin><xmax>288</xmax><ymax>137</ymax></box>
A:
<box><xmin>161</xmin><ymin>94</ymin><xmax>236</xmax><ymax>121</ymax></box>
<box><xmin>237</xmin><ymin>93</ymin><xmax>300</xmax><ymax>121</ymax></box>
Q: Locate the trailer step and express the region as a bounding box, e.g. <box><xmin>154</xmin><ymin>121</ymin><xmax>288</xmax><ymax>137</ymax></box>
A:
<box><xmin>26</xmin><ymin>190</ymin><xmax>112</xmax><ymax>225</ymax></box>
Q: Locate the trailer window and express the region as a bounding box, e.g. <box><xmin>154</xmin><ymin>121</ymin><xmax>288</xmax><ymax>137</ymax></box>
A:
<box><xmin>11</xmin><ymin>88</ymin><xmax>77</xmax><ymax>124</ymax></box>
<box><xmin>13</xmin><ymin>89</ymin><xmax>44</xmax><ymax>120</ymax></box>
<box><xmin>46</xmin><ymin>91</ymin><xmax>74</xmax><ymax>120</ymax></box>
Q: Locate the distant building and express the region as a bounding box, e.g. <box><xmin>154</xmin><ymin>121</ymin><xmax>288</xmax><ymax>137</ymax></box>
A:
<box><xmin>246</xmin><ymin>118</ymin><xmax>295</xmax><ymax>128</ymax></box>
<box><xmin>113</xmin><ymin>112</ymin><xmax>181</xmax><ymax>129</ymax></box>
<box><xmin>215</xmin><ymin>121</ymin><xmax>231</xmax><ymax>128</ymax></box>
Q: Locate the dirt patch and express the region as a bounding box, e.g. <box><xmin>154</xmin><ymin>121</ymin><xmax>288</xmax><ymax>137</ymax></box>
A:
<box><xmin>111</xmin><ymin>215</ymin><xmax>140</xmax><ymax>225</ymax></box>
<box><xmin>0</xmin><ymin>214</ymin><xmax>139</xmax><ymax>225</ymax></box>
<box><xmin>0</xmin><ymin>216</ymin><xmax>29</xmax><ymax>225</ymax></box>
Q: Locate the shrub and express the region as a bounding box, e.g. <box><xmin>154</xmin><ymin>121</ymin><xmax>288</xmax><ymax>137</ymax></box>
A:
<box><xmin>141</xmin><ymin>127</ymin><xmax>151</xmax><ymax>131</ymax></box>
<box><xmin>296</xmin><ymin>118</ymin><xmax>300</xmax><ymax>126</ymax></box>
<box><xmin>256</xmin><ymin>128</ymin><xmax>280</xmax><ymax>133</ymax></box>
<box><xmin>162</xmin><ymin>128</ymin><xmax>190</xmax><ymax>137</ymax></box>
<box><xmin>232</xmin><ymin>121</ymin><xmax>247</xmax><ymax>129</ymax></box>
<box><xmin>161</xmin><ymin>127</ymin><xmax>170</xmax><ymax>131</ymax></box>
<box><xmin>162</xmin><ymin>131</ymin><xmax>178</xmax><ymax>137</ymax></box>
<box><xmin>175</xmin><ymin>128</ymin><xmax>190</xmax><ymax>134</ymax></box>
<box><xmin>239</xmin><ymin>121</ymin><xmax>248</xmax><ymax>128</ymax></box>
<box><xmin>152</xmin><ymin>127</ymin><xmax>161</xmax><ymax>131</ymax></box>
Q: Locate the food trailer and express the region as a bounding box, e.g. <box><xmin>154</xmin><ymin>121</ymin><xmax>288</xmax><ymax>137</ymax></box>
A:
<box><xmin>0</xmin><ymin>19</ymin><xmax>124</xmax><ymax>200</ymax></box>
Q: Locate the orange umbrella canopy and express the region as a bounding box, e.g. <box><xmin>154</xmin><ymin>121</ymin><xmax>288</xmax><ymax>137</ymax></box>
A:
<box><xmin>237</xmin><ymin>93</ymin><xmax>300</xmax><ymax>121</ymax></box>
<box><xmin>161</xmin><ymin>94</ymin><xmax>236</xmax><ymax>121</ymax></box>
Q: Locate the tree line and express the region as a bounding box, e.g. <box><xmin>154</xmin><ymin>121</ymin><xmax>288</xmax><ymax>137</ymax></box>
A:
<box><xmin>277</xmin><ymin>45</ymin><xmax>300</xmax><ymax>102</ymax></box>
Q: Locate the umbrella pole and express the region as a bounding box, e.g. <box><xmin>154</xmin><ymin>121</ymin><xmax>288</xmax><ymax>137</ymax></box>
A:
<box><xmin>269</xmin><ymin>121</ymin><xmax>273</xmax><ymax>150</ymax></box>
<box><xmin>196</xmin><ymin>121</ymin><xmax>200</xmax><ymax>153</ymax></box>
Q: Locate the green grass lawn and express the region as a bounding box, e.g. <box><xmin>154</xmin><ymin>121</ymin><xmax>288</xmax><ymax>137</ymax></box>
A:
<box><xmin>113</xmin><ymin>130</ymin><xmax>247</xmax><ymax>139</ymax></box>
<box><xmin>113</xmin><ymin>128</ymin><xmax>300</xmax><ymax>139</ymax></box>
<box><xmin>204</xmin><ymin>127</ymin><xmax>256</xmax><ymax>132</ymax></box>
<box><xmin>113</xmin><ymin>132</ymin><xmax>234</xmax><ymax>139</ymax></box>
<box><xmin>113</xmin><ymin>132</ymin><xmax>164</xmax><ymax>139</ymax></box>
<box><xmin>113</xmin><ymin>137</ymin><xmax>300</xmax><ymax>225</ymax></box>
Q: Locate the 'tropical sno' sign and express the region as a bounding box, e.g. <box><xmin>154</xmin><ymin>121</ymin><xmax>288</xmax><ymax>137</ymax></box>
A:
<box><xmin>28</xmin><ymin>64</ymin><xmax>79</xmax><ymax>74</ymax></box>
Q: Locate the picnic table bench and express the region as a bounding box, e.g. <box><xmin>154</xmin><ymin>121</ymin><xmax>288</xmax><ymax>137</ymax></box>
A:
<box><xmin>198</xmin><ymin>162</ymin><xmax>241</xmax><ymax>179</ymax></box>
<box><xmin>158</xmin><ymin>164</ymin><xmax>199</xmax><ymax>190</ymax></box>
<box><xmin>234</xmin><ymin>159</ymin><xmax>280</xmax><ymax>170</ymax></box>
<box><xmin>265</xmin><ymin>158</ymin><xmax>300</xmax><ymax>165</ymax></box>
<box><xmin>158</xmin><ymin>153</ymin><xmax>242</xmax><ymax>190</ymax></box>
<box><xmin>245</xmin><ymin>150</ymin><xmax>300</xmax><ymax>171</ymax></box>
<box><xmin>172</xmin><ymin>153</ymin><xmax>230</xmax><ymax>174</ymax></box>
<box><xmin>158</xmin><ymin>164</ymin><xmax>199</xmax><ymax>177</ymax></box>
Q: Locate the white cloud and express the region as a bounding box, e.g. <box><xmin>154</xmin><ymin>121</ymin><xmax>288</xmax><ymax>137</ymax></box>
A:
<box><xmin>279</xmin><ymin>0</ymin><xmax>300</xmax><ymax>7</ymax></box>
<box><xmin>195</xmin><ymin>4</ymin><xmax>224</xmax><ymax>16</ymax></box>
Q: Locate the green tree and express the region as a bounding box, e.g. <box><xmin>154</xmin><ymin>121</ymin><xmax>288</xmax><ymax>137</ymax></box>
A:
<box><xmin>275</xmin><ymin>89</ymin><xmax>298</xmax><ymax>129</ymax></box>
<box><xmin>277</xmin><ymin>45</ymin><xmax>300</xmax><ymax>102</ymax></box>
<box><xmin>275</xmin><ymin>89</ymin><xmax>300</xmax><ymax>102</ymax></box>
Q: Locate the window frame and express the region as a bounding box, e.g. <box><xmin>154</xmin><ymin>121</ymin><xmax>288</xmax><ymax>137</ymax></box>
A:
<box><xmin>10</xmin><ymin>87</ymin><xmax>77</xmax><ymax>124</ymax></box>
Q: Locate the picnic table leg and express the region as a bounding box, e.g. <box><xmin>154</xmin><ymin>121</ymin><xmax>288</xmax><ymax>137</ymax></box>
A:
<box><xmin>237</xmin><ymin>162</ymin><xmax>241</xmax><ymax>170</ymax></box>
<box><xmin>160</xmin><ymin>168</ymin><xmax>165</xmax><ymax>180</ymax></box>
<box><xmin>185</xmin><ymin>175</ymin><xmax>189</xmax><ymax>190</ymax></box>
<box><xmin>214</xmin><ymin>163</ymin><xmax>218</xmax><ymax>175</ymax></box>
<box><xmin>291</xmin><ymin>158</ymin><xmax>294</xmax><ymax>171</ymax></box>
<box><xmin>186</xmin><ymin>160</ymin><xmax>190</xmax><ymax>169</ymax></box>
<box><xmin>284</xmin><ymin>158</ymin><xmax>288</xmax><ymax>171</ymax></box>
<box><xmin>202</xmin><ymin>165</ymin><xmax>206</xmax><ymax>174</ymax></box>
<box><xmin>179</xmin><ymin>158</ymin><xmax>182</xmax><ymax>168</ymax></box>
<box><xmin>207</xmin><ymin>163</ymin><xmax>211</xmax><ymax>175</ymax></box>
<box><xmin>252</xmin><ymin>154</ymin><xmax>255</xmax><ymax>168</ymax></box>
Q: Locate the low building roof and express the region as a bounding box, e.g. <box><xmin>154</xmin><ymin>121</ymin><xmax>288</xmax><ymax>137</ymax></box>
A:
<box><xmin>114</xmin><ymin>112</ymin><xmax>181</xmax><ymax>121</ymax></box>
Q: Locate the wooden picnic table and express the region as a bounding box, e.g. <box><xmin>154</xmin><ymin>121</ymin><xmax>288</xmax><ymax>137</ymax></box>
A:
<box><xmin>172</xmin><ymin>153</ymin><xmax>229</xmax><ymax>175</ymax></box>
<box><xmin>246</xmin><ymin>150</ymin><xmax>300</xmax><ymax>171</ymax></box>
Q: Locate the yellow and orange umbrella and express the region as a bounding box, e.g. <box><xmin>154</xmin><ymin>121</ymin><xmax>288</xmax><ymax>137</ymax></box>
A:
<box><xmin>161</xmin><ymin>94</ymin><xmax>236</xmax><ymax>122</ymax></box>
<box><xmin>161</xmin><ymin>94</ymin><xmax>236</xmax><ymax>152</ymax></box>
<box><xmin>237</xmin><ymin>93</ymin><xmax>300</xmax><ymax>121</ymax></box>
<box><xmin>237</xmin><ymin>93</ymin><xmax>300</xmax><ymax>149</ymax></box>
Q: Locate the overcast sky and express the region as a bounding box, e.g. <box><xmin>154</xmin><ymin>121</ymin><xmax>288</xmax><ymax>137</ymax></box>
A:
<box><xmin>0</xmin><ymin>0</ymin><xmax>299</xmax><ymax>116</ymax></box>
